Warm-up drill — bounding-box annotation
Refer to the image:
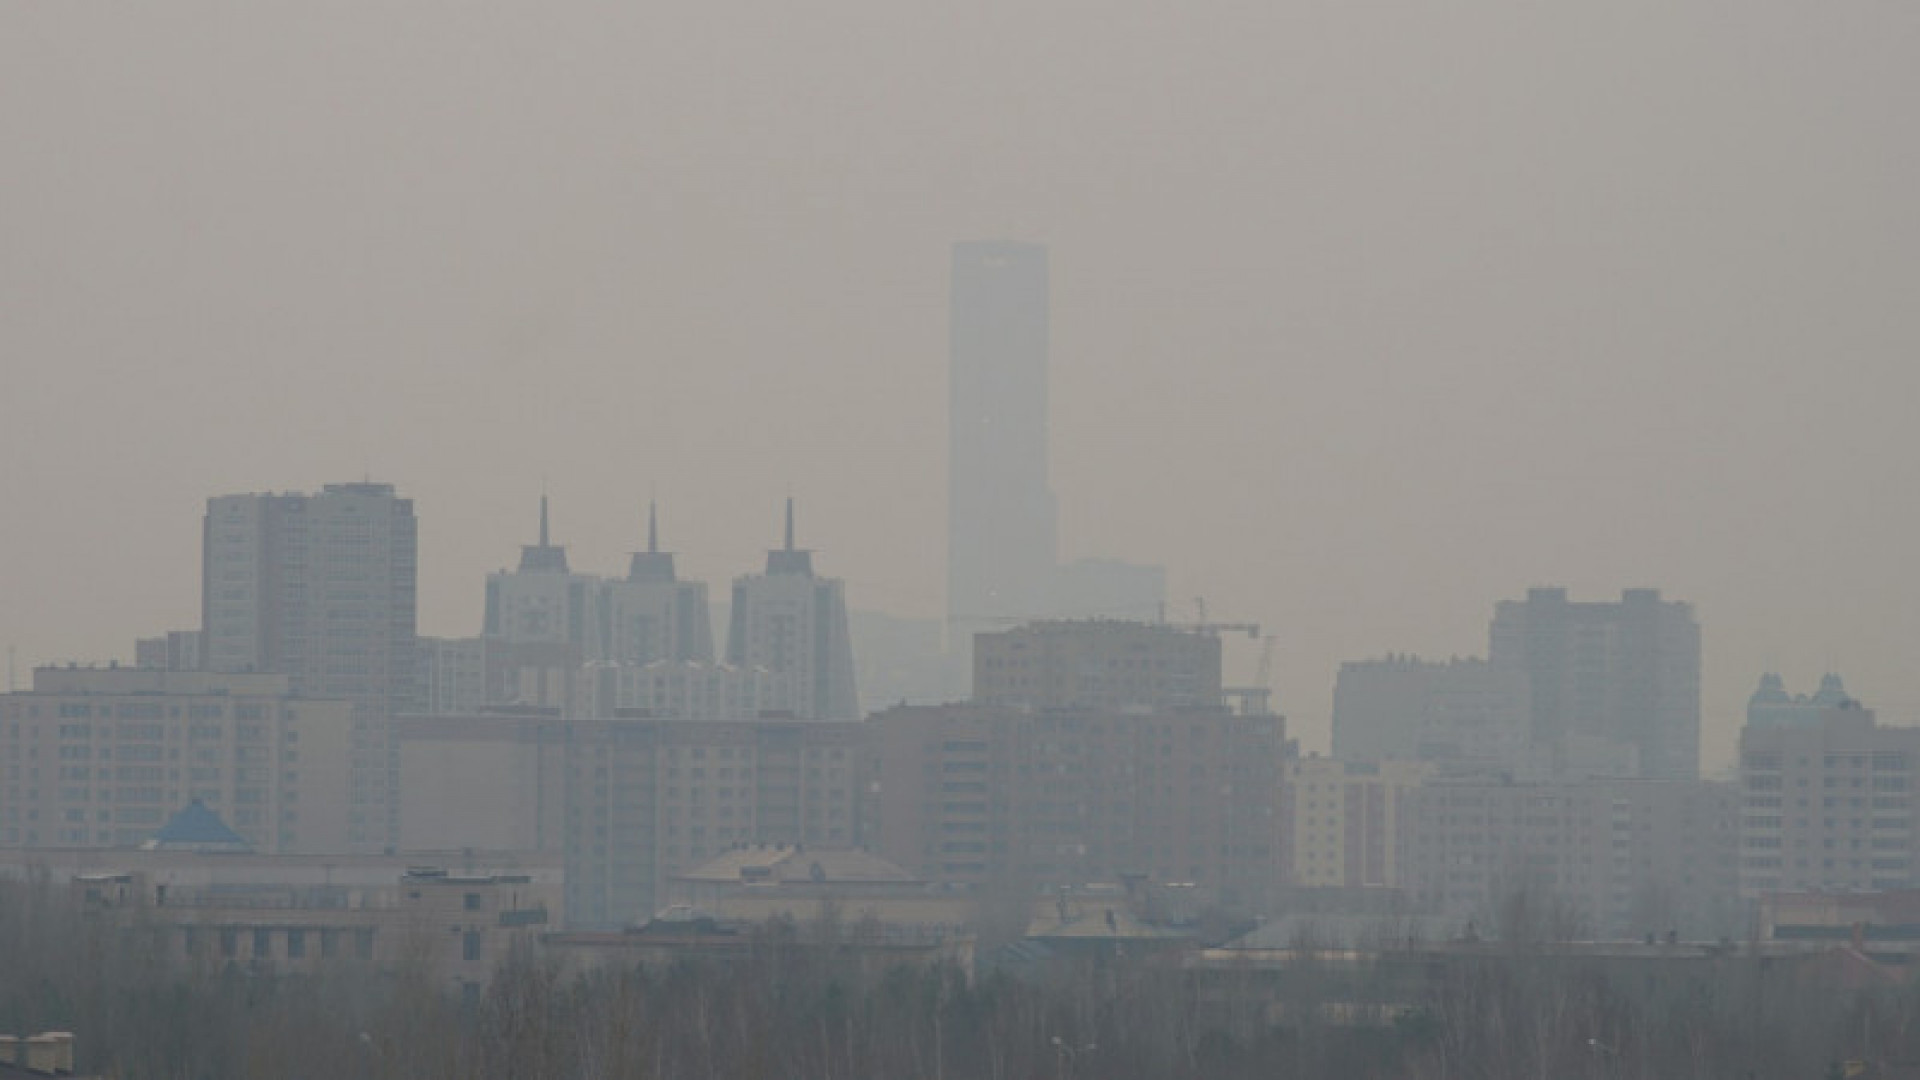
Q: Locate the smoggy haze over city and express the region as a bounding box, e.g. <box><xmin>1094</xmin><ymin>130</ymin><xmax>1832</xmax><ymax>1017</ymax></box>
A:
<box><xmin>3</xmin><ymin>1</ymin><xmax>1917</xmax><ymax>769</ymax></box>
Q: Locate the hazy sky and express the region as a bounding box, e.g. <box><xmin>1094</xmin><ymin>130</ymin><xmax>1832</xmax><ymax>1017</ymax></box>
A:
<box><xmin>4</xmin><ymin>1</ymin><xmax>1917</xmax><ymax>765</ymax></box>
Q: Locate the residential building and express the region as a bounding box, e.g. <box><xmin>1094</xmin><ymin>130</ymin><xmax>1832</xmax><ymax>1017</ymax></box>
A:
<box><xmin>394</xmin><ymin>708</ymin><xmax>874</xmax><ymax>929</ymax></box>
<box><xmin>1737</xmin><ymin>681</ymin><xmax>1920</xmax><ymax>897</ymax></box>
<box><xmin>600</xmin><ymin>502</ymin><xmax>714</xmax><ymax>668</ymax></box>
<box><xmin>723</xmin><ymin>501</ymin><xmax>858</xmax><ymax>721</ymax></box>
<box><xmin>1397</xmin><ymin>775</ymin><xmax>1739</xmax><ymax>940</ymax></box>
<box><xmin>1488</xmin><ymin>587</ymin><xmax>1701</xmax><ymax>779</ymax></box>
<box><xmin>1284</xmin><ymin>757</ymin><xmax>1432</xmax><ymax>889</ymax></box>
<box><xmin>948</xmin><ymin>241</ymin><xmax>1058</xmax><ymax>658</ymax></box>
<box><xmin>972</xmin><ymin>620</ymin><xmax>1224</xmax><ymax>712</ymax></box>
<box><xmin>482</xmin><ymin>496</ymin><xmax>601</xmax><ymax>711</ymax></box>
<box><xmin>873</xmin><ymin>702</ymin><xmax>1289</xmax><ymax>912</ymax></box>
<box><xmin>1747</xmin><ymin>672</ymin><xmax>1857</xmax><ymax>730</ymax></box>
<box><xmin>1331</xmin><ymin>655</ymin><xmax>1530</xmax><ymax>767</ymax></box>
<box><xmin>202</xmin><ymin>482</ymin><xmax>417</xmax><ymax>850</ymax></box>
<box><xmin>134</xmin><ymin>630</ymin><xmax>203</xmax><ymax>672</ymax></box>
<box><xmin>417</xmin><ymin>636</ymin><xmax>487</xmax><ymax>716</ymax></box>
<box><xmin>0</xmin><ymin>666</ymin><xmax>350</xmax><ymax>853</ymax></box>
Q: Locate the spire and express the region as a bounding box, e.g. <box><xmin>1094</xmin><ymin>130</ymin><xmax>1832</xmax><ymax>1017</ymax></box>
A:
<box><xmin>517</xmin><ymin>490</ymin><xmax>569</xmax><ymax>573</ymax></box>
<box><xmin>648</xmin><ymin>500</ymin><xmax>659</xmax><ymax>554</ymax></box>
<box><xmin>766</xmin><ymin>497</ymin><xmax>813</xmax><ymax>576</ymax></box>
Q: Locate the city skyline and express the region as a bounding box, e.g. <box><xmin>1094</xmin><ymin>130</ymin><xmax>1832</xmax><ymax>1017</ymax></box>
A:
<box><xmin>5</xmin><ymin>3</ymin><xmax>1919</xmax><ymax>771</ymax></box>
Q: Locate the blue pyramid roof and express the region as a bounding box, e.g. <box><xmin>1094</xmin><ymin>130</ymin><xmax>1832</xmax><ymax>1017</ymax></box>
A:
<box><xmin>144</xmin><ymin>800</ymin><xmax>251</xmax><ymax>853</ymax></box>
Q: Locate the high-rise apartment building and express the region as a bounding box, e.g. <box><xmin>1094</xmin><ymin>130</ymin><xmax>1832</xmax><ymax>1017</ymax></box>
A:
<box><xmin>723</xmin><ymin>502</ymin><xmax>857</xmax><ymax>721</ymax></box>
<box><xmin>973</xmin><ymin>620</ymin><xmax>1224</xmax><ymax>712</ymax></box>
<box><xmin>601</xmin><ymin>503</ymin><xmax>713</xmax><ymax>668</ymax></box>
<box><xmin>948</xmin><ymin>242</ymin><xmax>1058</xmax><ymax>652</ymax></box>
<box><xmin>873</xmin><ymin>702</ymin><xmax>1288</xmax><ymax>911</ymax></box>
<box><xmin>1737</xmin><ymin>679</ymin><xmax>1920</xmax><ymax>897</ymax></box>
<box><xmin>1284</xmin><ymin>756</ymin><xmax>1432</xmax><ymax>889</ymax></box>
<box><xmin>1330</xmin><ymin>655</ymin><xmax>1530</xmax><ymax>767</ymax></box>
<box><xmin>482</xmin><ymin>497</ymin><xmax>601</xmax><ymax>710</ymax></box>
<box><xmin>1488</xmin><ymin>588</ymin><xmax>1700</xmax><ymax>779</ymax></box>
<box><xmin>0</xmin><ymin>667</ymin><xmax>351</xmax><ymax>853</ymax></box>
<box><xmin>202</xmin><ymin>482</ymin><xmax>417</xmax><ymax>850</ymax></box>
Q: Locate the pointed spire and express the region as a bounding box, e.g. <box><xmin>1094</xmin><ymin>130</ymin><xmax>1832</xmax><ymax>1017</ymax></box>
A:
<box><xmin>784</xmin><ymin>497</ymin><xmax>795</xmax><ymax>552</ymax></box>
<box><xmin>648</xmin><ymin>500</ymin><xmax>660</xmax><ymax>554</ymax></box>
<box><xmin>539</xmin><ymin>493</ymin><xmax>550</xmax><ymax>548</ymax></box>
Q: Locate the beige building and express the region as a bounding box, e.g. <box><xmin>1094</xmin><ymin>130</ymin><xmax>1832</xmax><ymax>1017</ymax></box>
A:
<box><xmin>663</xmin><ymin>845</ymin><xmax>973</xmax><ymax>931</ymax></box>
<box><xmin>1</xmin><ymin>667</ymin><xmax>350</xmax><ymax>854</ymax></box>
<box><xmin>1397</xmin><ymin>775</ymin><xmax>1739</xmax><ymax>939</ymax></box>
<box><xmin>1738</xmin><ymin>682</ymin><xmax>1920</xmax><ymax>897</ymax></box>
<box><xmin>1285</xmin><ymin>757</ymin><xmax>1432</xmax><ymax>889</ymax></box>
<box><xmin>874</xmin><ymin>702</ymin><xmax>1288</xmax><ymax>912</ymax></box>
<box><xmin>972</xmin><ymin>620</ymin><xmax>1224</xmax><ymax>712</ymax></box>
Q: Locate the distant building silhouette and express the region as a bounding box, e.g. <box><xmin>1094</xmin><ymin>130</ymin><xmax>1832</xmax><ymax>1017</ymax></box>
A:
<box><xmin>601</xmin><ymin>501</ymin><xmax>714</xmax><ymax>668</ymax></box>
<box><xmin>201</xmin><ymin>482</ymin><xmax>417</xmax><ymax>850</ymax></box>
<box><xmin>947</xmin><ymin>242</ymin><xmax>1059</xmax><ymax>652</ymax></box>
<box><xmin>945</xmin><ymin>242</ymin><xmax>1166</xmax><ymax>682</ymax></box>
<box><xmin>723</xmin><ymin>500</ymin><xmax>858</xmax><ymax>721</ymax></box>
<box><xmin>482</xmin><ymin>496</ymin><xmax>600</xmax><ymax>710</ymax></box>
<box><xmin>1488</xmin><ymin>587</ymin><xmax>1700</xmax><ymax>780</ymax></box>
<box><xmin>1330</xmin><ymin>655</ymin><xmax>1530</xmax><ymax>767</ymax></box>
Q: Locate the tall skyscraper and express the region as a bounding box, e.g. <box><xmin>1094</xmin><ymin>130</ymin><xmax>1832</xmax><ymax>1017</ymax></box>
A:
<box><xmin>724</xmin><ymin>501</ymin><xmax>858</xmax><ymax>721</ymax></box>
<box><xmin>1488</xmin><ymin>587</ymin><xmax>1701</xmax><ymax>780</ymax></box>
<box><xmin>948</xmin><ymin>242</ymin><xmax>1059</xmax><ymax>654</ymax></box>
<box><xmin>202</xmin><ymin>482</ymin><xmax>418</xmax><ymax>850</ymax></box>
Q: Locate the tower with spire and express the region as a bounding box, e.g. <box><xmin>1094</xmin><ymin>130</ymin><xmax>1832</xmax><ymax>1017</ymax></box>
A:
<box><xmin>602</xmin><ymin>501</ymin><xmax>715</xmax><ymax>667</ymax></box>
<box><xmin>483</xmin><ymin>495</ymin><xmax>601</xmax><ymax>708</ymax></box>
<box><xmin>724</xmin><ymin>499</ymin><xmax>858</xmax><ymax>720</ymax></box>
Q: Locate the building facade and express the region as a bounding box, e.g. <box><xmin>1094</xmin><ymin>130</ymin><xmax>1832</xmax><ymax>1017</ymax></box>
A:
<box><xmin>0</xmin><ymin>667</ymin><xmax>351</xmax><ymax>853</ymax></box>
<box><xmin>873</xmin><ymin>702</ymin><xmax>1288</xmax><ymax>912</ymax></box>
<box><xmin>723</xmin><ymin>502</ymin><xmax>858</xmax><ymax>721</ymax></box>
<box><xmin>202</xmin><ymin>482</ymin><xmax>417</xmax><ymax>850</ymax></box>
<box><xmin>1397</xmin><ymin>775</ymin><xmax>1739</xmax><ymax>939</ymax></box>
<box><xmin>1738</xmin><ymin>682</ymin><xmax>1920</xmax><ymax>897</ymax></box>
<box><xmin>395</xmin><ymin>708</ymin><xmax>873</xmax><ymax>929</ymax></box>
<box><xmin>1331</xmin><ymin>655</ymin><xmax>1530</xmax><ymax>767</ymax></box>
<box><xmin>972</xmin><ymin>620</ymin><xmax>1225</xmax><ymax>712</ymax></box>
<box><xmin>1488</xmin><ymin>587</ymin><xmax>1701</xmax><ymax>780</ymax></box>
<box><xmin>1284</xmin><ymin>757</ymin><xmax>1432</xmax><ymax>890</ymax></box>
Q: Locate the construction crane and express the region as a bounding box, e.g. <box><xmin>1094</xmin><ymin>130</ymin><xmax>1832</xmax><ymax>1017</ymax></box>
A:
<box><xmin>1163</xmin><ymin>596</ymin><xmax>1259</xmax><ymax>639</ymax></box>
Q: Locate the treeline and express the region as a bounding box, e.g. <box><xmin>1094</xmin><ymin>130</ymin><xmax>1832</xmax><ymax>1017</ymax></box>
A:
<box><xmin>5</xmin><ymin>874</ymin><xmax>1920</xmax><ymax>1080</ymax></box>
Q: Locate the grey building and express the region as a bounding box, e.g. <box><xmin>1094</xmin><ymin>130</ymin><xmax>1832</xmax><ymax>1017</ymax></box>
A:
<box><xmin>600</xmin><ymin>502</ymin><xmax>714</xmax><ymax>669</ymax></box>
<box><xmin>1331</xmin><ymin>655</ymin><xmax>1531</xmax><ymax>767</ymax></box>
<box><xmin>202</xmin><ymin>482</ymin><xmax>418</xmax><ymax>851</ymax></box>
<box><xmin>948</xmin><ymin>242</ymin><xmax>1059</xmax><ymax>656</ymax></box>
<box><xmin>1488</xmin><ymin>588</ymin><xmax>1701</xmax><ymax>780</ymax></box>
<box><xmin>723</xmin><ymin>501</ymin><xmax>858</xmax><ymax>721</ymax></box>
